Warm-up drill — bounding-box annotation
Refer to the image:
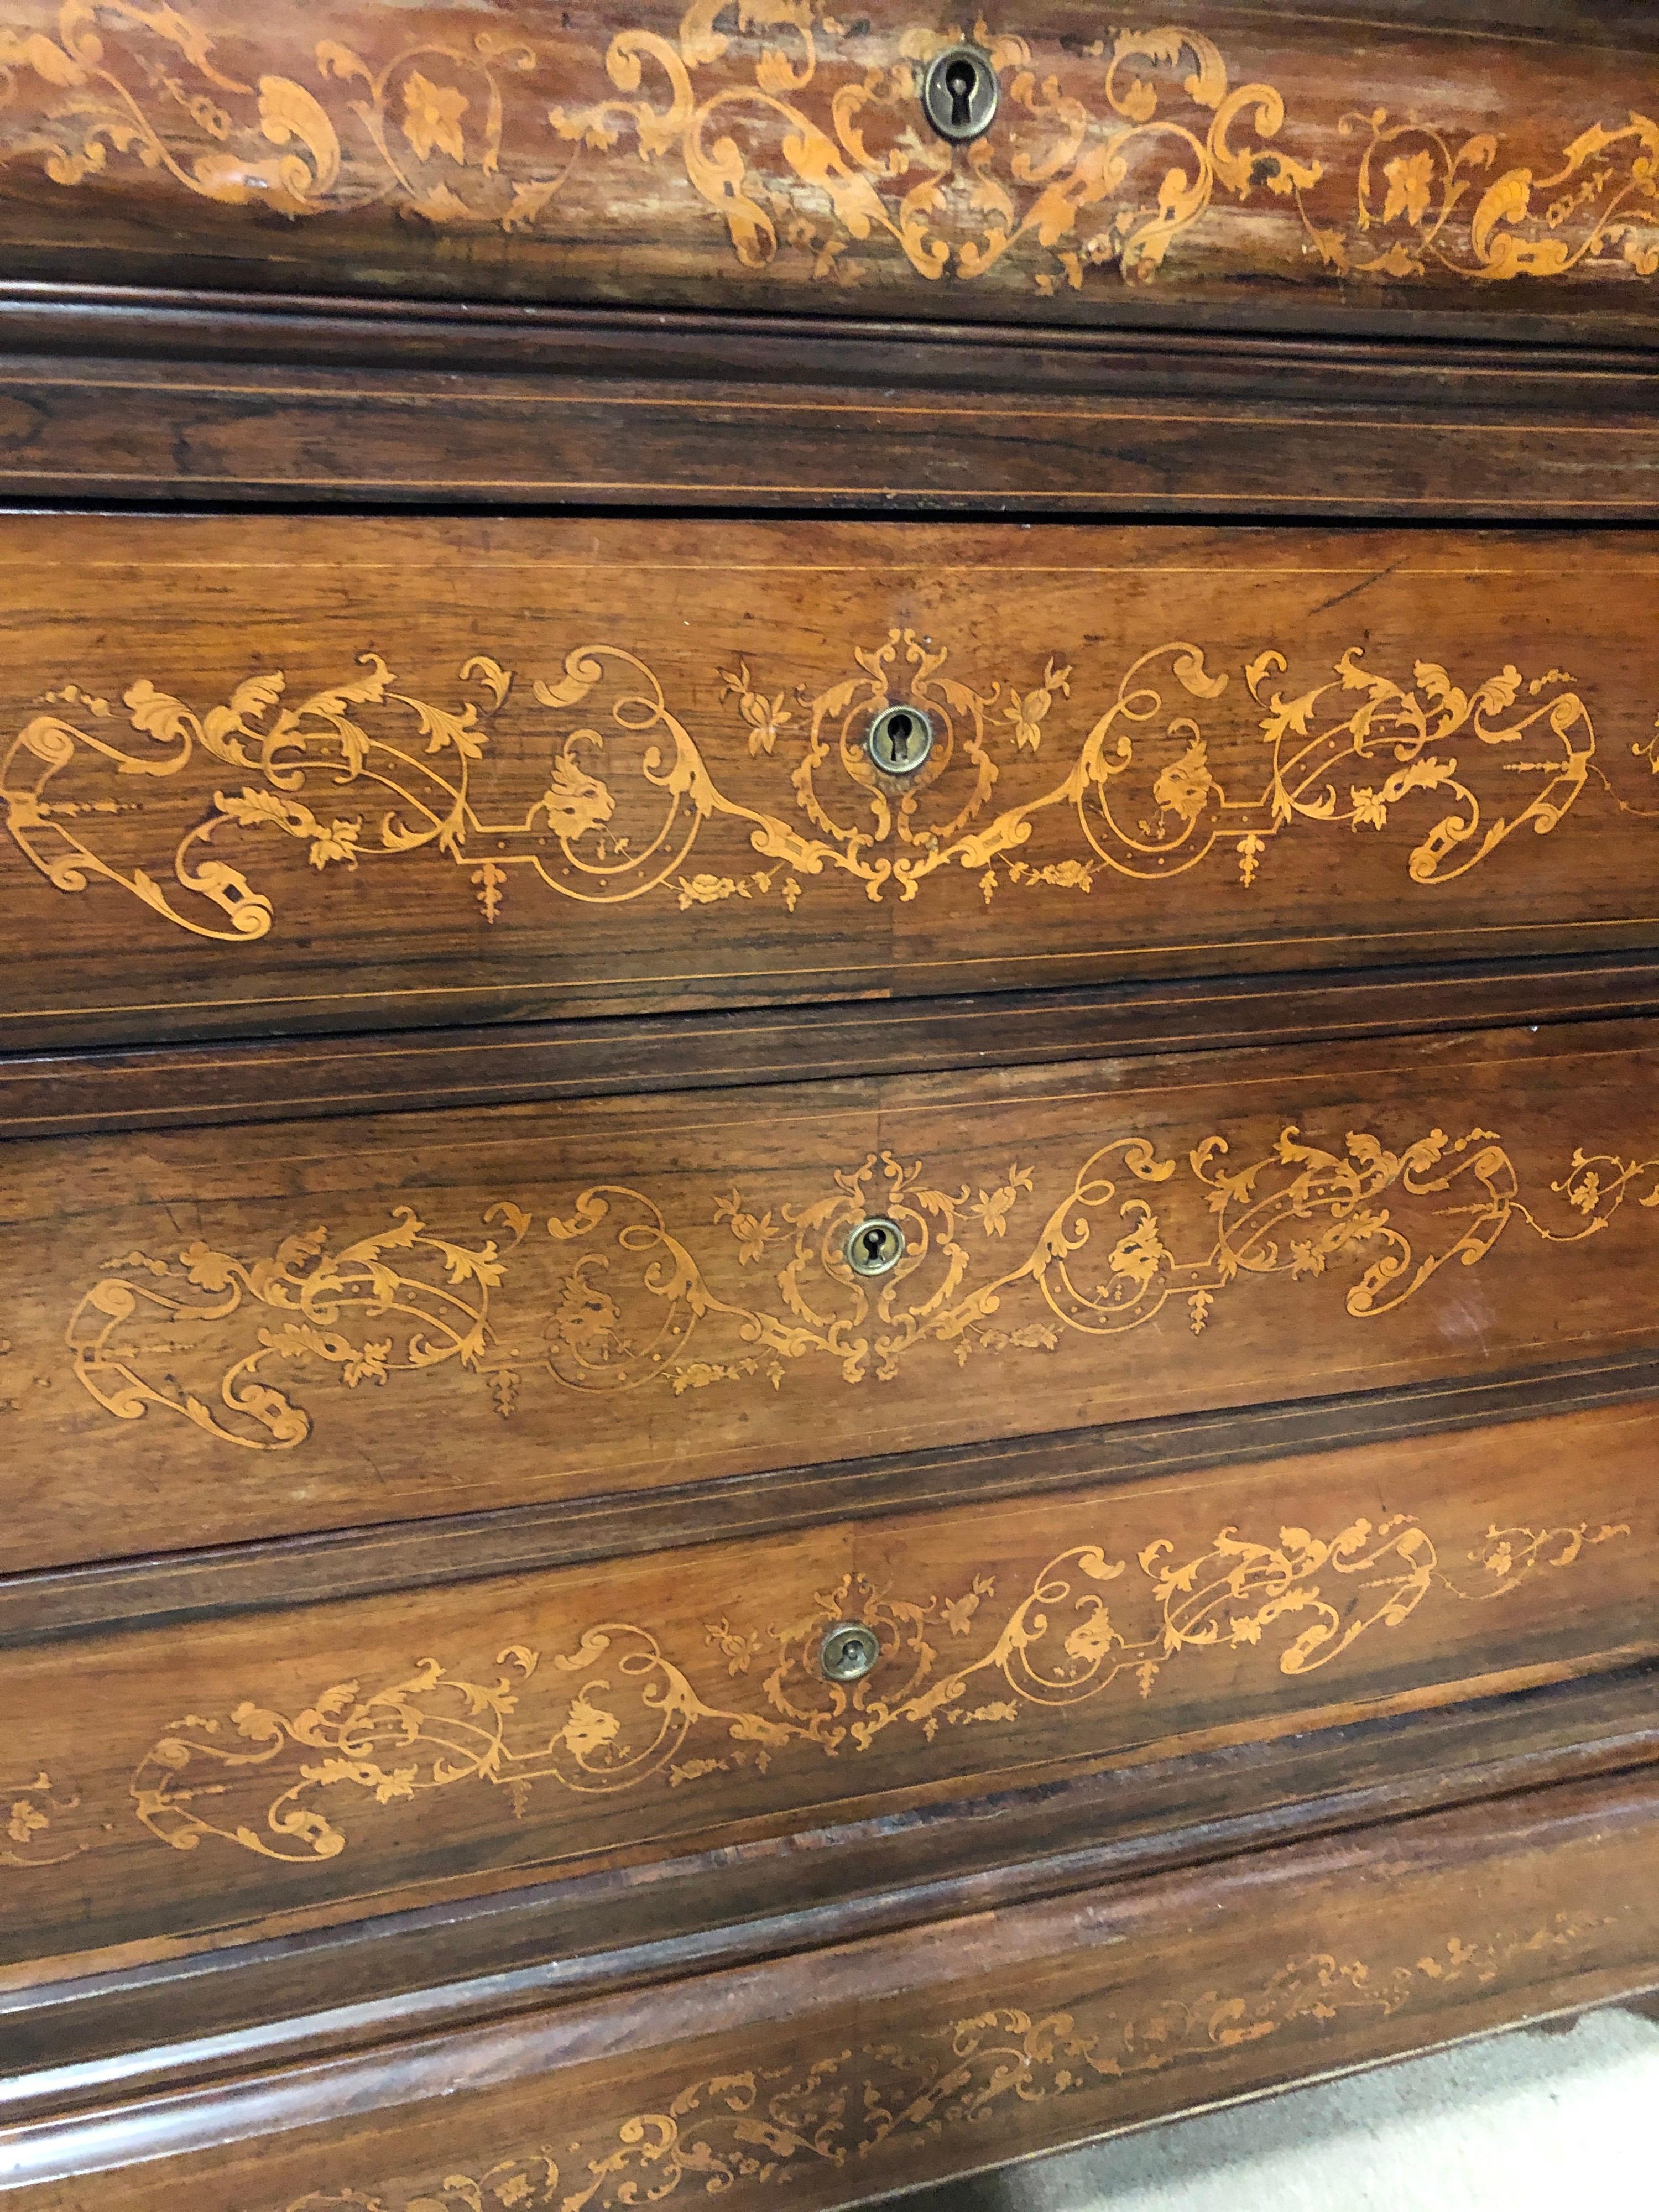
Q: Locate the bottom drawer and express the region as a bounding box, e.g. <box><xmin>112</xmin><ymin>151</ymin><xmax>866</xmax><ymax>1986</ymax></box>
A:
<box><xmin>8</xmin><ymin>1767</ymin><xmax>1659</xmax><ymax>2209</ymax></box>
<box><xmin>4</xmin><ymin>1394</ymin><xmax>1658</xmax><ymax>1981</ymax></box>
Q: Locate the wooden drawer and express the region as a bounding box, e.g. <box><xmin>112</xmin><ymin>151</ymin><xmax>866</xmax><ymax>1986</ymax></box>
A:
<box><xmin>0</xmin><ymin>4</ymin><xmax>1655</xmax><ymax>344</ymax></box>
<box><xmin>7</xmin><ymin>1767</ymin><xmax>1659</xmax><ymax>2211</ymax></box>
<box><xmin>4</xmin><ymin>520</ymin><xmax>1659</xmax><ymax>1050</ymax></box>
<box><xmin>3</xmin><ymin>1020</ymin><xmax>1658</xmax><ymax>1573</ymax></box>
<box><xmin>4</xmin><ymin>1395</ymin><xmax>1656</xmax><ymax>1983</ymax></box>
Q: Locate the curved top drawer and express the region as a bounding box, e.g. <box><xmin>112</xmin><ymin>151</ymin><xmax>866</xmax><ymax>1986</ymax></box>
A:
<box><xmin>2</xmin><ymin>517</ymin><xmax>1659</xmax><ymax>1051</ymax></box>
<box><xmin>0</xmin><ymin>4</ymin><xmax>1656</xmax><ymax>336</ymax></box>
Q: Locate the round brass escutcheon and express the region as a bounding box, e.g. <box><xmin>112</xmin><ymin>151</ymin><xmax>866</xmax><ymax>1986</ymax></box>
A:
<box><xmin>845</xmin><ymin>1215</ymin><xmax>906</xmax><ymax>1277</ymax></box>
<box><xmin>920</xmin><ymin>43</ymin><xmax>999</xmax><ymax>143</ymax></box>
<box><xmin>865</xmin><ymin>701</ymin><xmax>935</xmax><ymax>776</ymax></box>
<box><xmin>820</xmin><ymin>1620</ymin><xmax>881</xmax><ymax>1683</ymax></box>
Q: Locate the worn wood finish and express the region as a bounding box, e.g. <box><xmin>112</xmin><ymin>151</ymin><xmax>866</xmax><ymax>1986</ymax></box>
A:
<box><xmin>6</xmin><ymin>519</ymin><xmax>1659</xmax><ymax>1052</ymax></box>
<box><xmin>11</xmin><ymin>1658</ymin><xmax>1658</xmax><ymax>2116</ymax></box>
<box><xmin>1</xmin><ymin>6</ymin><xmax>1658</xmax><ymax>342</ymax></box>
<box><xmin>4</xmin><ymin>1020</ymin><xmax>1657</xmax><ymax>1573</ymax></box>
<box><xmin>9</xmin><ymin>9</ymin><xmax>1659</xmax><ymax>2189</ymax></box>
<box><xmin>3</xmin><ymin>1393</ymin><xmax>1653</xmax><ymax>1981</ymax></box>
<box><xmin>11</xmin><ymin>1355</ymin><xmax>1656</xmax><ymax>1647</ymax></box>
<box><xmin>7</xmin><ymin>955</ymin><xmax>1659</xmax><ymax>1146</ymax></box>
<box><xmin>7</xmin><ymin>1770</ymin><xmax>1659</xmax><ymax>2209</ymax></box>
<box><xmin>4</xmin><ymin>294</ymin><xmax>1659</xmax><ymax>517</ymax></box>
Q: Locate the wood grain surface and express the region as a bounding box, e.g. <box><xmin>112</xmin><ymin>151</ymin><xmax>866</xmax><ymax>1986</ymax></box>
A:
<box><xmin>4</xmin><ymin>519</ymin><xmax>1659</xmax><ymax>1050</ymax></box>
<box><xmin>0</xmin><ymin>5</ymin><xmax>1657</xmax><ymax>342</ymax></box>
<box><xmin>11</xmin><ymin>1357</ymin><xmax>1655</xmax><ymax>1646</ymax></box>
<box><xmin>7</xmin><ymin>1768</ymin><xmax>1659</xmax><ymax>2209</ymax></box>
<box><xmin>3</xmin><ymin>1020</ymin><xmax>1657</xmax><ymax>1573</ymax></box>
<box><xmin>6</xmin><ymin>295</ymin><xmax>1659</xmax><ymax>518</ymax></box>
<box><xmin>9</xmin><ymin>1657</ymin><xmax>1655</xmax><ymax>2115</ymax></box>
<box><xmin>6</xmin><ymin>956</ymin><xmax>1659</xmax><ymax>1145</ymax></box>
<box><xmin>2</xmin><ymin>1394</ymin><xmax>1655</xmax><ymax>1985</ymax></box>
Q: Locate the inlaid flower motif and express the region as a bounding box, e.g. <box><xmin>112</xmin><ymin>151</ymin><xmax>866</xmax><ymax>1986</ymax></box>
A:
<box><xmin>713</xmin><ymin>1187</ymin><xmax>781</xmax><ymax>1265</ymax></box>
<box><xmin>968</xmin><ymin>1166</ymin><xmax>1034</xmax><ymax>1238</ymax></box>
<box><xmin>7</xmin><ymin>1799</ymin><xmax>46</xmax><ymax>1845</ymax></box>
<box><xmin>1004</xmin><ymin>660</ymin><xmax>1072</xmax><ymax>750</ymax></box>
<box><xmin>1381</xmin><ymin>148</ymin><xmax>1436</xmax><ymax>226</ymax></box>
<box><xmin>401</xmin><ymin>71</ymin><xmax>468</xmax><ymax>165</ymax></box>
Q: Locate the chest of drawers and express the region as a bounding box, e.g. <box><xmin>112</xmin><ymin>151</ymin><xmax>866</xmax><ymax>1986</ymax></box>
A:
<box><xmin>2</xmin><ymin>6</ymin><xmax>1658</xmax><ymax>2207</ymax></box>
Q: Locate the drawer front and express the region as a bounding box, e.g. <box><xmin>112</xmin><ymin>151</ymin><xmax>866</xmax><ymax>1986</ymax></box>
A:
<box><xmin>3</xmin><ymin>1022</ymin><xmax>1659</xmax><ymax>1575</ymax></box>
<box><xmin>7</xmin><ymin>1778</ymin><xmax>1659</xmax><ymax>2212</ymax></box>
<box><xmin>0</xmin><ymin>6</ymin><xmax>1653</xmax><ymax>341</ymax></box>
<box><xmin>3</xmin><ymin>519</ymin><xmax>1659</xmax><ymax>1049</ymax></box>
<box><xmin>3</xmin><ymin>1397</ymin><xmax>1656</xmax><ymax>1977</ymax></box>
<box><xmin>4</xmin><ymin>1022</ymin><xmax>1659</xmax><ymax>1571</ymax></box>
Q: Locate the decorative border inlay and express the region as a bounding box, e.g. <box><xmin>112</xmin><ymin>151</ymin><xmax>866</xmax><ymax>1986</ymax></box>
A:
<box><xmin>126</xmin><ymin>1513</ymin><xmax>1626</xmax><ymax>1863</ymax></box>
<box><xmin>4</xmin><ymin>637</ymin><xmax>1636</xmax><ymax>941</ymax></box>
<box><xmin>66</xmin><ymin>1125</ymin><xmax>1659</xmax><ymax>1447</ymax></box>
<box><xmin>282</xmin><ymin>1907</ymin><xmax>1616</xmax><ymax>2209</ymax></box>
<box><xmin>0</xmin><ymin>12</ymin><xmax>1655</xmax><ymax>298</ymax></box>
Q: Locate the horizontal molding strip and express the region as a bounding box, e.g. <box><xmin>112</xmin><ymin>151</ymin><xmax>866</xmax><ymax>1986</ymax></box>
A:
<box><xmin>3</xmin><ymin>1353</ymin><xmax>1655</xmax><ymax>1646</ymax></box>
<box><xmin>7</xmin><ymin>1756</ymin><xmax>1659</xmax><ymax>2195</ymax></box>
<box><xmin>6</xmin><ymin>1662</ymin><xmax>1658</xmax><ymax>2124</ymax></box>
<box><xmin>0</xmin><ymin>286</ymin><xmax>1656</xmax><ymax>516</ymax></box>
<box><xmin>5</xmin><ymin>954</ymin><xmax>1658</xmax><ymax>1142</ymax></box>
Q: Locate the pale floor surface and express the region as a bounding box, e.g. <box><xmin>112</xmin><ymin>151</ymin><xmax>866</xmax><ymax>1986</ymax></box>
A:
<box><xmin>891</xmin><ymin>2004</ymin><xmax>1659</xmax><ymax>2211</ymax></box>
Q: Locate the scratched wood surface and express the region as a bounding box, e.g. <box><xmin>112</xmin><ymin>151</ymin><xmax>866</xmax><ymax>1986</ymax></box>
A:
<box><xmin>0</xmin><ymin>5</ymin><xmax>1657</xmax><ymax>341</ymax></box>
<box><xmin>8</xmin><ymin>1768</ymin><xmax>1659</xmax><ymax>2210</ymax></box>
<box><xmin>3</xmin><ymin>1020</ymin><xmax>1658</xmax><ymax>1574</ymax></box>
<box><xmin>4</xmin><ymin>519</ymin><xmax>1659</xmax><ymax>1052</ymax></box>
<box><xmin>2</xmin><ymin>1395</ymin><xmax>1654</xmax><ymax>1982</ymax></box>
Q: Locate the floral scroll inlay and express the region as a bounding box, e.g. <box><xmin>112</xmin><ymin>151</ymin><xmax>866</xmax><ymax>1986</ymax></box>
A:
<box><xmin>130</xmin><ymin>1514</ymin><xmax>1625</xmax><ymax>1864</ymax></box>
<box><xmin>284</xmin><ymin>1908</ymin><xmax>1616</xmax><ymax>2210</ymax></box>
<box><xmin>0</xmin><ymin>11</ymin><xmax>1656</xmax><ymax>299</ymax></box>
<box><xmin>2</xmin><ymin>1769</ymin><xmax>85</xmax><ymax>1867</ymax></box>
<box><xmin>3</xmin><ymin>634</ymin><xmax>1627</xmax><ymax>942</ymax></box>
<box><xmin>67</xmin><ymin>1126</ymin><xmax>1659</xmax><ymax>1447</ymax></box>
<box><xmin>70</xmin><ymin>1202</ymin><xmax>530</xmax><ymax>1451</ymax></box>
<box><xmin>545</xmin><ymin>1124</ymin><xmax>1659</xmax><ymax>1390</ymax></box>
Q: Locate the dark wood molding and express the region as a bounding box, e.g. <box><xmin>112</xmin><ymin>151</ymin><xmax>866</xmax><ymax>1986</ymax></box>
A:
<box><xmin>5</xmin><ymin>1355</ymin><xmax>1655</xmax><ymax>1646</ymax></box>
<box><xmin>8</xmin><ymin>1759</ymin><xmax>1659</xmax><ymax>2203</ymax></box>
<box><xmin>0</xmin><ymin>283</ymin><xmax>1656</xmax><ymax>517</ymax></box>
<box><xmin>6</xmin><ymin>954</ymin><xmax>1659</xmax><ymax>1143</ymax></box>
<box><xmin>2</xmin><ymin>6</ymin><xmax>1657</xmax><ymax>2197</ymax></box>
<box><xmin>7</xmin><ymin>1661</ymin><xmax>1657</xmax><ymax>2122</ymax></box>
<box><xmin>11</xmin><ymin>279</ymin><xmax>1659</xmax><ymax>380</ymax></box>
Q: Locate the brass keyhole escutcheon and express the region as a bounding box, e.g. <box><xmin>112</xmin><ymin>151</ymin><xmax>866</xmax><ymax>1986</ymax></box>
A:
<box><xmin>865</xmin><ymin>702</ymin><xmax>935</xmax><ymax>776</ymax></box>
<box><xmin>921</xmin><ymin>43</ymin><xmax>999</xmax><ymax>143</ymax></box>
<box><xmin>845</xmin><ymin>1215</ymin><xmax>906</xmax><ymax>1277</ymax></box>
<box><xmin>820</xmin><ymin>1620</ymin><xmax>881</xmax><ymax>1683</ymax></box>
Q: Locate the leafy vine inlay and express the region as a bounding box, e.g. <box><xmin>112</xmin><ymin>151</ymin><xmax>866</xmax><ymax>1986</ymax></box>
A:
<box><xmin>2</xmin><ymin>1769</ymin><xmax>84</xmax><ymax>1867</ymax></box>
<box><xmin>129</xmin><ymin>1514</ymin><xmax>1626</xmax><ymax>1863</ymax></box>
<box><xmin>283</xmin><ymin>1911</ymin><xmax>1616</xmax><ymax>2210</ymax></box>
<box><xmin>3</xmin><ymin>637</ymin><xmax>1624</xmax><ymax>940</ymax></box>
<box><xmin>0</xmin><ymin>11</ymin><xmax>1655</xmax><ymax>298</ymax></box>
<box><xmin>67</xmin><ymin>1126</ymin><xmax>1659</xmax><ymax>1447</ymax></box>
<box><xmin>71</xmin><ymin>1201</ymin><xmax>531</xmax><ymax>1450</ymax></box>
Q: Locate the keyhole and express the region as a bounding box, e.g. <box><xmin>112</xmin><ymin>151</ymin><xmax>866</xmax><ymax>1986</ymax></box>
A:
<box><xmin>819</xmin><ymin>1621</ymin><xmax>881</xmax><ymax>1682</ymax></box>
<box><xmin>845</xmin><ymin>1214</ymin><xmax>906</xmax><ymax>1277</ymax></box>
<box><xmin>866</xmin><ymin>701</ymin><xmax>935</xmax><ymax>775</ymax></box>
<box><xmin>922</xmin><ymin>41</ymin><xmax>998</xmax><ymax>142</ymax></box>
<box><xmin>945</xmin><ymin>58</ymin><xmax>975</xmax><ymax>131</ymax></box>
